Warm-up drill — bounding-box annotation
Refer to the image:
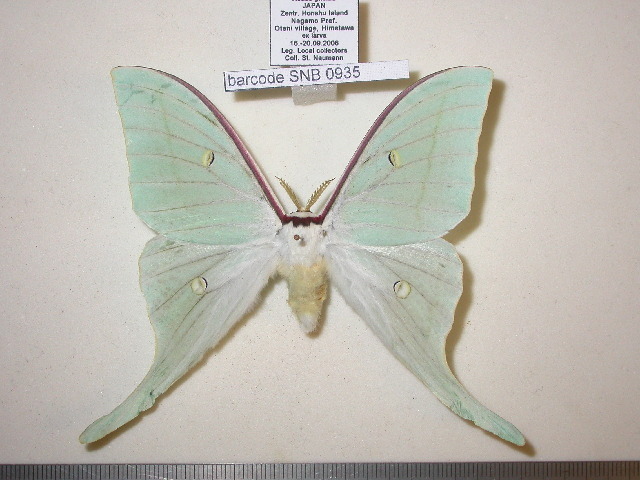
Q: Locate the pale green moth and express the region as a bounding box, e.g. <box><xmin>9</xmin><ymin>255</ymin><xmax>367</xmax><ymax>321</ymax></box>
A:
<box><xmin>80</xmin><ymin>66</ymin><xmax>525</xmax><ymax>446</ymax></box>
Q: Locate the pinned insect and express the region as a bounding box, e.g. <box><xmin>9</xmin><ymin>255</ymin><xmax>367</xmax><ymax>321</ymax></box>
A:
<box><xmin>80</xmin><ymin>66</ymin><xmax>524</xmax><ymax>446</ymax></box>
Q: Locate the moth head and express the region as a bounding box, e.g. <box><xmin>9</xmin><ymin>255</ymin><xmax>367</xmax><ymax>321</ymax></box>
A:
<box><xmin>278</xmin><ymin>220</ymin><xmax>326</xmax><ymax>264</ymax></box>
<box><xmin>276</xmin><ymin>177</ymin><xmax>333</xmax><ymax>213</ymax></box>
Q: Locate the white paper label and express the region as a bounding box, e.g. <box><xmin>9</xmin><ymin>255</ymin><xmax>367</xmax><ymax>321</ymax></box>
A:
<box><xmin>270</xmin><ymin>0</ymin><xmax>359</xmax><ymax>66</ymax></box>
<box><xmin>224</xmin><ymin>60</ymin><xmax>409</xmax><ymax>91</ymax></box>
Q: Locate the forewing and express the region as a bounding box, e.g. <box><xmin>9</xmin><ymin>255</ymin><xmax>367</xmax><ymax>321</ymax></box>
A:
<box><xmin>111</xmin><ymin>67</ymin><xmax>283</xmax><ymax>245</ymax></box>
<box><xmin>326</xmin><ymin>240</ymin><xmax>524</xmax><ymax>445</ymax></box>
<box><xmin>324</xmin><ymin>67</ymin><xmax>493</xmax><ymax>246</ymax></box>
<box><xmin>79</xmin><ymin>235</ymin><xmax>279</xmax><ymax>443</ymax></box>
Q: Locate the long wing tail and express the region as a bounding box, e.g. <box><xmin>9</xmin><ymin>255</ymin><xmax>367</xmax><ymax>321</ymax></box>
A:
<box><xmin>80</xmin><ymin>235</ymin><xmax>278</xmax><ymax>443</ymax></box>
<box><xmin>327</xmin><ymin>240</ymin><xmax>525</xmax><ymax>445</ymax></box>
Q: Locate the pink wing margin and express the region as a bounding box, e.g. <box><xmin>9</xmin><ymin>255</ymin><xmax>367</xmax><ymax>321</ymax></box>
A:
<box><xmin>147</xmin><ymin>67</ymin><xmax>290</xmax><ymax>224</ymax></box>
<box><xmin>145</xmin><ymin>67</ymin><xmax>459</xmax><ymax>226</ymax></box>
<box><xmin>317</xmin><ymin>67</ymin><xmax>462</xmax><ymax>223</ymax></box>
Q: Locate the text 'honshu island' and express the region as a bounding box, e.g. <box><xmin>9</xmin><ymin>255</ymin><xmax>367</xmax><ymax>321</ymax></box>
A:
<box><xmin>275</xmin><ymin>9</ymin><xmax>354</xmax><ymax>34</ymax></box>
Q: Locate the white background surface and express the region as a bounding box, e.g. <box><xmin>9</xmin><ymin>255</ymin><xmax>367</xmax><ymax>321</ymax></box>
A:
<box><xmin>1</xmin><ymin>1</ymin><xmax>639</xmax><ymax>463</ymax></box>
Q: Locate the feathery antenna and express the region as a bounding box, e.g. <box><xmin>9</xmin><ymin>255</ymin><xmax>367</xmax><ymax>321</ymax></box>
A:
<box><xmin>276</xmin><ymin>177</ymin><xmax>334</xmax><ymax>213</ymax></box>
<box><xmin>304</xmin><ymin>179</ymin><xmax>333</xmax><ymax>212</ymax></box>
<box><xmin>276</xmin><ymin>177</ymin><xmax>305</xmax><ymax>212</ymax></box>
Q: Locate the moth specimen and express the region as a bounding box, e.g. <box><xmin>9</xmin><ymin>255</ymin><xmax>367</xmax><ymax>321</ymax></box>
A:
<box><xmin>80</xmin><ymin>66</ymin><xmax>524</xmax><ymax>446</ymax></box>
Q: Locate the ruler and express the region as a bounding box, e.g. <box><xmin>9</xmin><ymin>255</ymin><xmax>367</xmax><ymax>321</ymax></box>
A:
<box><xmin>1</xmin><ymin>463</ymin><xmax>639</xmax><ymax>480</ymax></box>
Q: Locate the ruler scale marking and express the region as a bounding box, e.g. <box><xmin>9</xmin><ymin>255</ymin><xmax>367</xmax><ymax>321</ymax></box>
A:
<box><xmin>1</xmin><ymin>463</ymin><xmax>640</xmax><ymax>480</ymax></box>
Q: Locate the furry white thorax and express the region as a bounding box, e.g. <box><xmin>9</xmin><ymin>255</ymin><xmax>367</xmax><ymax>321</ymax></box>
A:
<box><xmin>277</xmin><ymin>215</ymin><xmax>326</xmax><ymax>265</ymax></box>
<box><xmin>276</xmin><ymin>214</ymin><xmax>328</xmax><ymax>334</ymax></box>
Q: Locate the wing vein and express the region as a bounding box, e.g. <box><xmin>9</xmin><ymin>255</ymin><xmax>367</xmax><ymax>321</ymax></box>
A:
<box><xmin>336</xmin><ymin>221</ymin><xmax>440</xmax><ymax>235</ymax></box>
<box><xmin>373</xmin><ymin>178</ymin><xmax>472</xmax><ymax>187</ymax></box>
<box><xmin>126</xmin><ymin>126</ymin><xmax>217</xmax><ymax>153</ymax></box>
<box><xmin>356</xmin><ymin>197</ymin><xmax>465</xmax><ymax>215</ymax></box>
<box><xmin>119</xmin><ymin>104</ymin><xmax>234</xmax><ymax>156</ymax></box>
<box><xmin>136</xmin><ymin>198</ymin><xmax>253</xmax><ymax>213</ymax></box>
<box><xmin>139</xmin><ymin>242</ymin><xmax>183</xmax><ymax>259</ymax></box>
<box><xmin>370</xmin><ymin>247</ymin><xmax>460</xmax><ymax>289</ymax></box>
<box><xmin>368</xmin><ymin>104</ymin><xmax>484</xmax><ymax>163</ymax></box>
<box><xmin>363</xmin><ymin>252</ymin><xmax>450</xmax><ymax>320</ymax></box>
<box><xmin>363</xmin><ymin>126</ymin><xmax>480</xmax><ymax>169</ymax></box>
<box><xmin>146</xmin><ymin>250</ymin><xmax>230</xmax><ymax>282</ymax></box>
<box><xmin>164</xmin><ymin>222</ymin><xmax>264</xmax><ymax>234</ymax></box>
<box><xmin>128</xmin><ymin>153</ymin><xmax>264</xmax><ymax>203</ymax></box>
<box><xmin>380</xmin><ymin>82</ymin><xmax>486</xmax><ymax>130</ymax></box>
<box><xmin>117</xmin><ymin>81</ymin><xmax>228</xmax><ymax>143</ymax></box>
<box><xmin>343</xmin><ymin>142</ymin><xmax>477</xmax><ymax>206</ymax></box>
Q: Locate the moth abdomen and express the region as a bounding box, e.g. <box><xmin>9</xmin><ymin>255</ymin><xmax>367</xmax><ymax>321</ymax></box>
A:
<box><xmin>277</xmin><ymin>260</ymin><xmax>328</xmax><ymax>334</ymax></box>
